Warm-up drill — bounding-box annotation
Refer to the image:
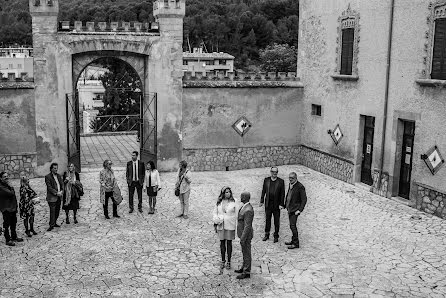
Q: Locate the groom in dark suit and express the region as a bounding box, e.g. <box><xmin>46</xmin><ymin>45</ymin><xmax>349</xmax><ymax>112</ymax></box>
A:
<box><xmin>45</xmin><ymin>163</ymin><xmax>64</xmax><ymax>231</ymax></box>
<box><xmin>235</xmin><ymin>192</ymin><xmax>254</xmax><ymax>279</ymax></box>
<box><xmin>260</xmin><ymin>166</ymin><xmax>285</xmax><ymax>243</ymax></box>
<box><xmin>126</xmin><ymin>151</ymin><xmax>145</xmax><ymax>213</ymax></box>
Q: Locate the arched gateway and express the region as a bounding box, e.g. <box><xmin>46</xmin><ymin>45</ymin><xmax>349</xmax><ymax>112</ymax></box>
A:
<box><xmin>29</xmin><ymin>0</ymin><xmax>185</xmax><ymax>175</ymax></box>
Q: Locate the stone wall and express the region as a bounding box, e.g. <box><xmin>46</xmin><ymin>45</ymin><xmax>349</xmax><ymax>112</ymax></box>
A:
<box><xmin>299</xmin><ymin>145</ymin><xmax>354</xmax><ymax>183</ymax></box>
<box><xmin>0</xmin><ymin>153</ymin><xmax>37</xmax><ymax>178</ymax></box>
<box><xmin>415</xmin><ymin>182</ymin><xmax>446</xmax><ymax>219</ymax></box>
<box><xmin>183</xmin><ymin>146</ymin><xmax>301</xmax><ymax>172</ymax></box>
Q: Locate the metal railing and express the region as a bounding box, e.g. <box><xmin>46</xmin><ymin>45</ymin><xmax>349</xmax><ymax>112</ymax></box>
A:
<box><xmin>91</xmin><ymin>114</ymin><xmax>140</xmax><ymax>133</ymax></box>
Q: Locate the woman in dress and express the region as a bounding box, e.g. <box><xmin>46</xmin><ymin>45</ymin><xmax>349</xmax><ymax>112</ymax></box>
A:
<box><xmin>63</xmin><ymin>163</ymin><xmax>81</xmax><ymax>224</ymax></box>
<box><xmin>19</xmin><ymin>177</ymin><xmax>38</xmax><ymax>237</ymax></box>
<box><xmin>144</xmin><ymin>161</ymin><xmax>161</xmax><ymax>214</ymax></box>
<box><xmin>99</xmin><ymin>160</ymin><xmax>120</xmax><ymax>219</ymax></box>
<box><xmin>213</xmin><ymin>186</ymin><xmax>237</xmax><ymax>269</ymax></box>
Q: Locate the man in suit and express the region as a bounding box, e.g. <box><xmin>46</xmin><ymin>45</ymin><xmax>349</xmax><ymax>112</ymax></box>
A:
<box><xmin>126</xmin><ymin>151</ymin><xmax>145</xmax><ymax>213</ymax></box>
<box><xmin>235</xmin><ymin>192</ymin><xmax>254</xmax><ymax>279</ymax></box>
<box><xmin>45</xmin><ymin>163</ymin><xmax>64</xmax><ymax>231</ymax></box>
<box><xmin>259</xmin><ymin>166</ymin><xmax>285</xmax><ymax>243</ymax></box>
<box><xmin>283</xmin><ymin>172</ymin><xmax>307</xmax><ymax>249</ymax></box>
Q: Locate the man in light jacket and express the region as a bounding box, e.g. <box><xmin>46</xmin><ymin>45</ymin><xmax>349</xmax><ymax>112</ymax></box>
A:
<box><xmin>45</xmin><ymin>163</ymin><xmax>64</xmax><ymax>231</ymax></box>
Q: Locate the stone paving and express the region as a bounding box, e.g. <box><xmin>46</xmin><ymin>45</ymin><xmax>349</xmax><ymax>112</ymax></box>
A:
<box><xmin>1</xmin><ymin>165</ymin><xmax>446</xmax><ymax>297</ymax></box>
<box><xmin>80</xmin><ymin>134</ymin><xmax>139</xmax><ymax>169</ymax></box>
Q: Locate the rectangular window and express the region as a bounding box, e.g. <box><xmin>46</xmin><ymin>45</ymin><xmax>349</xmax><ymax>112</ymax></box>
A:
<box><xmin>311</xmin><ymin>104</ymin><xmax>322</xmax><ymax>116</ymax></box>
<box><xmin>205</xmin><ymin>60</ymin><xmax>214</xmax><ymax>65</ymax></box>
<box><xmin>432</xmin><ymin>19</ymin><xmax>446</xmax><ymax>79</ymax></box>
<box><xmin>340</xmin><ymin>28</ymin><xmax>354</xmax><ymax>75</ymax></box>
<box><xmin>17</xmin><ymin>64</ymin><xmax>22</xmax><ymax>68</ymax></box>
<box><xmin>9</xmin><ymin>64</ymin><xmax>13</xmax><ymax>69</ymax></box>
<box><xmin>219</xmin><ymin>60</ymin><xmax>226</xmax><ymax>65</ymax></box>
<box><xmin>183</xmin><ymin>60</ymin><xmax>188</xmax><ymax>65</ymax></box>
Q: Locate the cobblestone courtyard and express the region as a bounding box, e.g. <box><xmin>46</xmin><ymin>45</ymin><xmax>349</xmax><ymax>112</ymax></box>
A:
<box><xmin>1</xmin><ymin>165</ymin><xmax>446</xmax><ymax>297</ymax></box>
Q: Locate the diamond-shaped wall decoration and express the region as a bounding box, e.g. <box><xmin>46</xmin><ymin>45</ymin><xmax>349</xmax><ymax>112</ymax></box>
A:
<box><xmin>232</xmin><ymin>116</ymin><xmax>252</xmax><ymax>137</ymax></box>
<box><xmin>423</xmin><ymin>145</ymin><xmax>445</xmax><ymax>175</ymax></box>
<box><xmin>330</xmin><ymin>124</ymin><xmax>344</xmax><ymax>145</ymax></box>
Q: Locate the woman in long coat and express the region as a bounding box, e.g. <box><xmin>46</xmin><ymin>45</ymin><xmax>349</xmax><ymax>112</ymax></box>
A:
<box><xmin>63</xmin><ymin>163</ymin><xmax>82</xmax><ymax>224</ymax></box>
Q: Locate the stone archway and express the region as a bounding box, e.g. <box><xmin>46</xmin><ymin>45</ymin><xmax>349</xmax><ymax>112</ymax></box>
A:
<box><xmin>29</xmin><ymin>0</ymin><xmax>185</xmax><ymax>175</ymax></box>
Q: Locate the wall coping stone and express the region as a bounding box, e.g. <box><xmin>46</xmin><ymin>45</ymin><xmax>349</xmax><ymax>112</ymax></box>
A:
<box><xmin>0</xmin><ymin>152</ymin><xmax>37</xmax><ymax>156</ymax></box>
<box><xmin>415</xmin><ymin>181</ymin><xmax>446</xmax><ymax>195</ymax></box>
<box><xmin>184</xmin><ymin>145</ymin><xmax>300</xmax><ymax>150</ymax></box>
<box><xmin>183</xmin><ymin>80</ymin><xmax>303</xmax><ymax>88</ymax></box>
<box><xmin>300</xmin><ymin>144</ymin><xmax>354</xmax><ymax>165</ymax></box>
<box><xmin>0</xmin><ymin>82</ymin><xmax>35</xmax><ymax>89</ymax></box>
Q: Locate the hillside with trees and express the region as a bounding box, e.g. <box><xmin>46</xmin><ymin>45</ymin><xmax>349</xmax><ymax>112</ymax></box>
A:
<box><xmin>0</xmin><ymin>0</ymin><xmax>298</xmax><ymax>71</ymax></box>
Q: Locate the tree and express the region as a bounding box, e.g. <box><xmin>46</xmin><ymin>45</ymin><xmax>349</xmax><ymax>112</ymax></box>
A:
<box><xmin>259</xmin><ymin>43</ymin><xmax>297</xmax><ymax>72</ymax></box>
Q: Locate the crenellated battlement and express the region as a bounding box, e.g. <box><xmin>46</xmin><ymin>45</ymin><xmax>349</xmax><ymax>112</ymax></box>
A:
<box><xmin>153</xmin><ymin>0</ymin><xmax>186</xmax><ymax>18</ymax></box>
<box><xmin>183</xmin><ymin>71</ymin><xmax>303</xmax><ymax>88</ymax></box>
<box><xmin>57</xmin><ymin>21</ymin><xmax>160</xmax><ymax>34</ymax></box>
<box><xmin>29</xmin><ymin>0</ymin><xmax>59</xmax><ymax>15</ymax></box>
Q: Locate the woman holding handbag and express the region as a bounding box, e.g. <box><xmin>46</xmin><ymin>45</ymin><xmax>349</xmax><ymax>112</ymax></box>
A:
<box><xmin>213</xmin><ymin>186</ymin><xmax>237</xmax><ymax>269</ymax></box>
<box><xmin>19</xmin><ymin>176</ymin><xmax>39</xmax><ymax>237</ymax></box>
<box><xmin>99</xmin><ymin>160</ymin><xmax>120</xmax><ymax>219</ymax></box>
<box><xmin>144</xmin><ymin>161</ymin><xmax>161</xmax><ymax>214</ymax></box>
<box><xmin>175</xmin><ymin>160</ymin><xmax>192</xmax><ymax>219</ymax></box>
<box><xmin>63</xmin><ymin>163</ymin><xmax>82</xmax><ymax>224</ymax></box>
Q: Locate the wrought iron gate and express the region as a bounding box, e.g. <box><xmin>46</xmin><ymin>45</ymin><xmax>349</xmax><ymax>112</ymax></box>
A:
<box><xmin>66</xmin><ymin>92</ymin><xmax>81</xmax><ymax>172</ymax></box>
<box><xmin>140</xmin><ymin>93</ymin><xmax>157</xmax><ymax>165</ymax></box>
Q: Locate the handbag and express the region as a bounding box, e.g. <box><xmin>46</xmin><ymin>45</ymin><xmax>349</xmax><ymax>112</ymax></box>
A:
<box><xmin>174</xmin><ymin>170</ymin><xmax>188</xmax><ymax>197</ymax></box>
<box><xmin>74</xmin><ymin>181</ymin><xmax>84</xmax><ymax>197</ymax></box>
<box><xmin>112</xmin><ymin>182</ymin><xmax>123</xmax><ymax>205</ymax></box>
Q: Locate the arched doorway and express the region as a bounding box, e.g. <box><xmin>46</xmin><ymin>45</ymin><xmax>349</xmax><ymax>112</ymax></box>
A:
<box><xmin>67</xmin><ymin>53</ymin><xmax>157</xmax><ymax>171</ymax></box>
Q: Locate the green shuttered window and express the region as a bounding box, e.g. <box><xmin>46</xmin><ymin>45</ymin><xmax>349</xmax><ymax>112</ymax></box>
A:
<box><xmin>340</xmin><ymin>28</ymin><xmax>354</xmax><ymax>75</ymax></box>
<box><xmin>432</xmin><ymin>19</ymin><xmax>446</xmax><ymax>80</ymax></box>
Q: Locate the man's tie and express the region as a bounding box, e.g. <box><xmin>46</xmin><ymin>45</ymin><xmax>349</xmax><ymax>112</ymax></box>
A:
<box><xmin>133</xmin><ymin>162</ymin><xmax>137</xmax><ymax>181</ymax></box>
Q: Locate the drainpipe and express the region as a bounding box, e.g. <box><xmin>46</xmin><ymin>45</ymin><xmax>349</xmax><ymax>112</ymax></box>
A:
<box><xmin>378</xmin><ymin>0</ymin><xmax>395</xmax><ymax>190</ymax></box>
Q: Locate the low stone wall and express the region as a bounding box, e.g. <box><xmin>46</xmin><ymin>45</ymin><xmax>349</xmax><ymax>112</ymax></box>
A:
<box><xmin>299</xmin><ymin>145</ymin><xmax>354</xmax><ymax>183</ymax></box>
<box><xmin>415</xmin><ymin>182</ymin><xmax>446</xmax><ymax>219</ymax></box>
<box><xmin>0</xmin><ymin>153</ymin><xmax>37</xmax><ymax>178</ymax></box>
<box><xmin>183</xmin><ymin>146</ymin><xmax>301</xmax><ymax>172</ymax></box>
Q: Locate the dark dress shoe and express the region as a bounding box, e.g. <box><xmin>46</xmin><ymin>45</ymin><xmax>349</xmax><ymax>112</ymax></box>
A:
<box><xmin>47</xmin><ymin>227</ymin><xmax>54</xmax><ymax>231</ymax></box>
<box><xmin>288</xmin><ymin>244</ymin><xmax>299</xmax><ymax>249</ymax></box>
<box><xmin>284</xmin><ymin>241</ymin><xmax>293</xmax><ymax>245</ymax></box>
<box><xmin>6</xmin><ymin>241</ymin><xmax>15</xmax><ymax>246</ymax></box>
<box><xmin>30</xmin><ymin>230</ymin><xmax>38</xmax><ymax>235</ymax></box>
<box><xmin>138</xmin><ymin>208</ymin><xmax>143</xmax><ymax>213</ymax></box>
<box><xmin>54</xmin><ymin>224</ymin><xmax>61</xmax><ymax>228</ymax></box>
<box><xmin>74</xmin><ymin>218</ymin><xmax>78</xmax><ymax>224</ymax></box>
<box><xmin>105</xmin><ymin>215</ymin><xmax>110</xmax><ymax>219</ymax></box>
<box><xmin>236</xmin><ymin>273</ymin><xmax>250</xmax><ymax>279</ymax></box>
<box><xmin>113</xmin><ymin>214</ymin><xmax>121</xmax><ymax>218</ymax></box>
<box><xmin>12</xmin><ymin>237</ymin><xmax>24</xmax><ymax>242</ymax></box>
<box><xmin>273</xmin><ymin>238</ymin><xmax>278</xmax><ymax>243</ymax></box>
<box><xmin>234</xmin><ymin>268</ymin><xmax>243</xmax><ymax>274</ymax></box>
<box><xmin>129</xmin><ymin>209</ymin><xmax>134</xmax><ymax>213</ymax></box>
<box><xmin>262</xmin><ymin>235</ymin><xmax>269</xmax><ymax>241</ymax></box>
<box><xmin>66</xmin><ymin>218</ymin><xmax>70</xmax><ymax>224</ymax></box>
<box><xmin>25</xmin><ymin>231</ymin><xmax>32</xmax><ymax>237</ymax></box>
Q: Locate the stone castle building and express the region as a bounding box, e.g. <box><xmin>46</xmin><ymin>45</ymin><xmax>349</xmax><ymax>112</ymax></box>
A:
<box><xmin>1</xmin><ymin>0</ymin><xmax>445</xmax><ymax>218</ymax></box>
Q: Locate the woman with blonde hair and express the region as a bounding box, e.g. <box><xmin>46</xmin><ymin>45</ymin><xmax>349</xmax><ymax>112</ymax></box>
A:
<box><xmin>213</xmin><ymin>186</ymin><xmax>237</xmax><ymax>269</ymax></box>
<box><xmin>19</xmin><ymin>176</ymin><xmax>39</xmax><ymax>237</ymax></box>
<box><xmin>63</xmin><ymin>163</ymin><xmax>82</xmax><ymax>224</ymax></box>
